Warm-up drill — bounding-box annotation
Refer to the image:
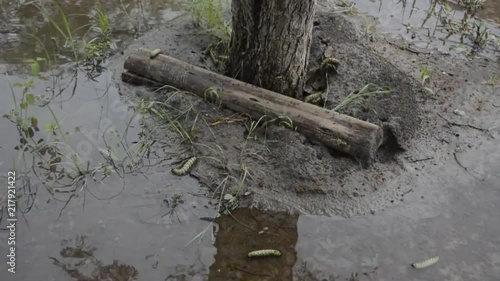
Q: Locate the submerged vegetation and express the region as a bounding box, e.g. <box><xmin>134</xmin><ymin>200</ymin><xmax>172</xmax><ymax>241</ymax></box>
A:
<box><xmin>0</xmin><ymin>1</ymin><xmax>164</xmax><ymax>222</ymax></box>
<box><xmin>399</xmin><ymin>0</ymin><xmax>499</xmax><ymax>54</ymax></box>
<box><xmin>33</xmin><ymin>1</ymin><xmax>115</xmax><ymax>78</ymax></box>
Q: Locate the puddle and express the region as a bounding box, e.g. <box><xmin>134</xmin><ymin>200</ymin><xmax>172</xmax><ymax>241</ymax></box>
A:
<box><xmin>295</xmin><ymin>138</ymin><xmax>500</xmax><ymax>280</ymax></box>
<box><xmin>0</xmin><ymin>65</ymin><xmax>216</xmax><ymax>280</ymax></box>
<box><xmin>0</xmin><ymin>2</ymin><xmax>214</xmax><ymax>280</ymax></box>
<box><xmin>1</xmin><ymin>0</ymin><xmax>500</xmax><ymax>280</ymax></box>
<box><xmin>345</xmin><ymin>0</ymin><xmax>500</xmax><ymax>57</ymax></box>
<box><xmin>479</xmin><ymin>0</ymin><xmax>500</xmax><ymax>23</ymax></box>
<box><xmin>0</xmin><ymin>0</ymin><xmax>183</xmax><ymax>64</ymax></box>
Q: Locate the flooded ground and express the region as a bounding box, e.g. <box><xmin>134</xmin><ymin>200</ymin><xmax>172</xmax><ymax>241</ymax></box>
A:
<box><xmin>346</xmin><ymin>0</ymin><xmax>500</xmax><ymax>58</ymax></box>
<box><xmin>1</xmin><ymin>0</ymin><xmax>500</xmax><ymax>280</ymax></box>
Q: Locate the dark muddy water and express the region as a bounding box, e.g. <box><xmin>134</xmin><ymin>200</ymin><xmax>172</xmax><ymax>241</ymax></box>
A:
<box><xmin>0</xmin><ymin>0</ymin><xmax>183</xmax><ymax>64</ymax></box>
<box><xmin>1</xmin><ymin>0</ymin><xmax>500</xmax><ymax>280</ymax></box>
<box><xmin>0</xmin><ymin>68</ymin><xmax>215</xmax><ymax>280</ymax></box>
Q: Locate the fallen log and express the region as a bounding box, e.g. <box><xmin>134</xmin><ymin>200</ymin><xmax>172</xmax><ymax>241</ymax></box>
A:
<box><xmin>122</xmin><ymin>48</ymin><xmax>384</xmax><ymax>163</ymax></box>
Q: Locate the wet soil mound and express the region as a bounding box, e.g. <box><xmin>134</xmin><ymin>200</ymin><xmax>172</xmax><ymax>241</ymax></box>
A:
<box><xmin>115</xmin><ymin>12</ymin><xmax>424</xmax><ymax>217</ymax></box>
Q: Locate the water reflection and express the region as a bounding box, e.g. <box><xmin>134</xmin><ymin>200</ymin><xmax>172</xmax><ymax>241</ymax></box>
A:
<box><xmin>209</xmin><ymin>208</ymin><xmax>299</xmax><ymax>281</ymax></box>
<box><xmin>50</xmin><ymin>235</ymin><xmax>139</xmax><ymax>281</ymax></box>
<box><xmin>348</xmin><ymin>0</ymin><xmax>500</xmax><ymax>56</ymax></box>
<box><xmin>0</xmin><ymin>0</ymin><xmax>182</xmax><ymax>64</ymax></box>
<box><xmin>0</xmin><ymin>66</ymin><xmax>215</xmax><ymax>280</ymax></box>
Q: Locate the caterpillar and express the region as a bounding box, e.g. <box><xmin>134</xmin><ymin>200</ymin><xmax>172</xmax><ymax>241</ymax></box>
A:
<box><xmin>204</xmin><ymin>87</ymin><xmax>220</xmax><ymax>103</ymax></box>
<box><xmin>411</xmin><ymin>256</ymin><xmax>439</xmax><ymax>269</ymax></box>
<box><xmin>304</xmin><ymin>92</ymin><xmax>324</xmax><ymax>104</ymax></box>
<box><xmin>321</xmin><ymin>57</ymin><xmax>340</xmax><ymax>72</ymax></box>
<box><xmin>150</xmin><ymin>49</ymin><xmax>163</xmax><ymax>59</ymax></box>
<box><xmin>247</xmin><ymin>249</ymin><xmax>281</xmax><ymax>258</ymax></box>
<box><xmin>172</xmin><ymin>157</ymin><xmax>196</xmax><ymax>176</ymax></box>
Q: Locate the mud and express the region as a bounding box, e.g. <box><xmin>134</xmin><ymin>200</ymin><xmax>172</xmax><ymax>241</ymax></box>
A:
<box><xmin>116</xmin><ymin>10</ymin><xmax>427</xmax><ymax>217</ymax></box>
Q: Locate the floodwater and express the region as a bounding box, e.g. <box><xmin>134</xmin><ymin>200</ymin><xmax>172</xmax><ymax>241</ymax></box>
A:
<box><xmin>0</xmin><ymin>0</ymin><xmax>499</xmax><ymax>280</ymax></box>
<box><xmin>348</xmin><ymin>0</ymin><xmax>500</xmax><ymax>57</ymax></box>
<box><xmin>296</xmin><ymin>138</ymin><xmax>500</xmax><ymax>280</ymax></box>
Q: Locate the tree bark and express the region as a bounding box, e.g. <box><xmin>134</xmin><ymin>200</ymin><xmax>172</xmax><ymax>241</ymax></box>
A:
<box><xmin>123</xmin><ymin>49</ymin><xmax>384</xmax><ymax>163</ymax></box>
<box><xmin>225</xmin><ymin>0</ymin><xmax>317</xmax><ymax>99</ymax></box>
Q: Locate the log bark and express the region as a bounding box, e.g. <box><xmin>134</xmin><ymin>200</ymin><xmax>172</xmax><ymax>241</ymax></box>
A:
<box><xmin>123</xmin><ymin>48</ymin><xmax>384</xmax><ymax>163</ymax></box>
<box><xmin>225</xmin><ymin>0</ymin><xmax>317</xmax><ymax>99</ymax></box>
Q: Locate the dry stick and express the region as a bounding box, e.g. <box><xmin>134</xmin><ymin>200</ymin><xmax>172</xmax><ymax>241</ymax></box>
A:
<box><xmin>227</xmin><ymin>210</ymin><xmax>258</xmax><ymax>233</ymax></box>
<box><xmin>437</xmin><ymin>112</ymin><xmax>494</xmax><ymax>138</ymax></box>
<box><xmin>453</xmin><ymin>152</ymin><xmax>484</xmax><ymax>181</ymax></box>
<box><xmin>384</xmin><ymin>38</ymin><xmax>426</xmax><ymax>54</ymax></box>
<box><xmin>410</xmin><ymin>157</ymin><xmax>434</xmax><ymax>163</ymax></box>
<box><xmin>234</xmin><ymin>266</ymin><xmax>271</xmax><ymax>277</ymax></box>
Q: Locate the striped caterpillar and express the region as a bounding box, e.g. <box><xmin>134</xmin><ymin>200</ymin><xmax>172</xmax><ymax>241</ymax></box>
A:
<box><xmin>321</xmin><ymin>57</ymin><xmax>340</xmax><ymax>72</ymax></box>
<box><xmin>247</xmin><ymin>249</ymin><xmax>281</xmax><ymax>258</ymax></box>
<box><xmin>172</xmin><ymin>157</ymin><xmax>196</xmax><ymax>176</ymax></box>
<box><xmin>150</xmin><ymin>49</ymin><xmax>162</xmax><ymax>59</ymax></box>
<box><xmin>304</xmin><ymin>92</ymin><xmax>324</xmax><ymax>104</ymax></box>
<box><xmin>411</xmin><ymin>256</ymin><xmax>439</xmax><ymax>269</ymax></box>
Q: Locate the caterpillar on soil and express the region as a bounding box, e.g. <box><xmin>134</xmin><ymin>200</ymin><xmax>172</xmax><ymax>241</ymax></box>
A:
<box><xmin>321</xmin><ymin>57</ymin><xmax>340</xmax><ymax>72</ymax></box>
<box><xmin>247</xmin><ymin>249</ymin><xmax>281</xmax><ymax>258</ymax></box>
<box><xmin>411</xmin><ymin>256</ymin><xmax>439</xmax><ymax>269</ymax></box>
<box><xmin>304</xmin><ymin>92</ymin><xmax>324</xmax><ymax>104</ymax></box>
<box><xmin>172</xmin><ymin>157</ymin><xmax>196</xmax><ymax>176</ymax></box>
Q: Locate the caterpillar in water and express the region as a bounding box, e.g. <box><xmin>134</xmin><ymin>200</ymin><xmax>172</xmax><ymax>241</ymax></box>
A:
<box><xmin>247</xmin><ymin>249</ymin><xmax>281</xmax><ymax>258</ymax></box>
<box><xmin>411</xmin><ymin>256</ymin><xmax>439</xmax><ymax>269</ymax></box>
<box><xmin>172</xmin><ymin>156</ymin><xmax>196</xmax><ymax>176</ymax></box>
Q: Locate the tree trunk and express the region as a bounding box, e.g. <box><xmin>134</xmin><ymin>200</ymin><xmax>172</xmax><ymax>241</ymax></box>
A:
<box><xmin>226</xmin><ymin>0</ymin><xmax>317</xmax><ymax>99</ymax></box>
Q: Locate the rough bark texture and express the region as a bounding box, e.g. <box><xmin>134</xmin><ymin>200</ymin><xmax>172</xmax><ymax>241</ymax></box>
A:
<box><xmin>226</xmin><ymin>0</ymin><xmax>317</xmax><ymax>99</ymax></box>
<box><xmin>123</xmin><ymin>49</ymin><xmax>384</xmax><ymax>163</ymax></box>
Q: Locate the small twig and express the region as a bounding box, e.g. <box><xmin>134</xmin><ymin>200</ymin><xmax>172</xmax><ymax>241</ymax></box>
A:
<box><xmin>434</xmin><ymin>135</ymin><xmax>450</xmax><ymax>144</ymax></box>
<box><xmin>437</xmin><ymin>113</ymin><xmax>493</xmax><ymax>138</ymax></box>
<box><xmin>407</xmin><ymin>157</ymin><xmax>434</xmax><ymax>163</ymax></box>
<box><xmin>403</xmin><ymin>188</ymin><xmax>414</xmax><ymax>195</ymax></box>
<box><xmin>227</xmin><ymin>210</ymin><xmax>257</xmax><ymax>232</ymax></box>
<box><xmin>234</xmin><ymin>266</ymin><xmax>271</xmax><ymax>277</ymax></box>
<box><xmin>57</xmin><ymin>193</ymin><xmax>76</xmax><ymax>221</ymax></box>
<box><xmin>384</xmin><ymin>38</ymin><xmax>425</xmax><ymax>54</ymax></box>
<box><xmin>453</xmin><ymin>153</ymin><xmax>484</xmax><ymax>181</ymax></box>
<box><xmin>199</xmin><ymin>217</ymin><xmax>216</xmax><ymax>222</ymax></box>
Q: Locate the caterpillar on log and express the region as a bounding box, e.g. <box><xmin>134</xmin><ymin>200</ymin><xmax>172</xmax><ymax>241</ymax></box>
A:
<box><xmin>150</xmin><ymin>49</ymin><xmax>162</xmax><ymax>59</ymax></box>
